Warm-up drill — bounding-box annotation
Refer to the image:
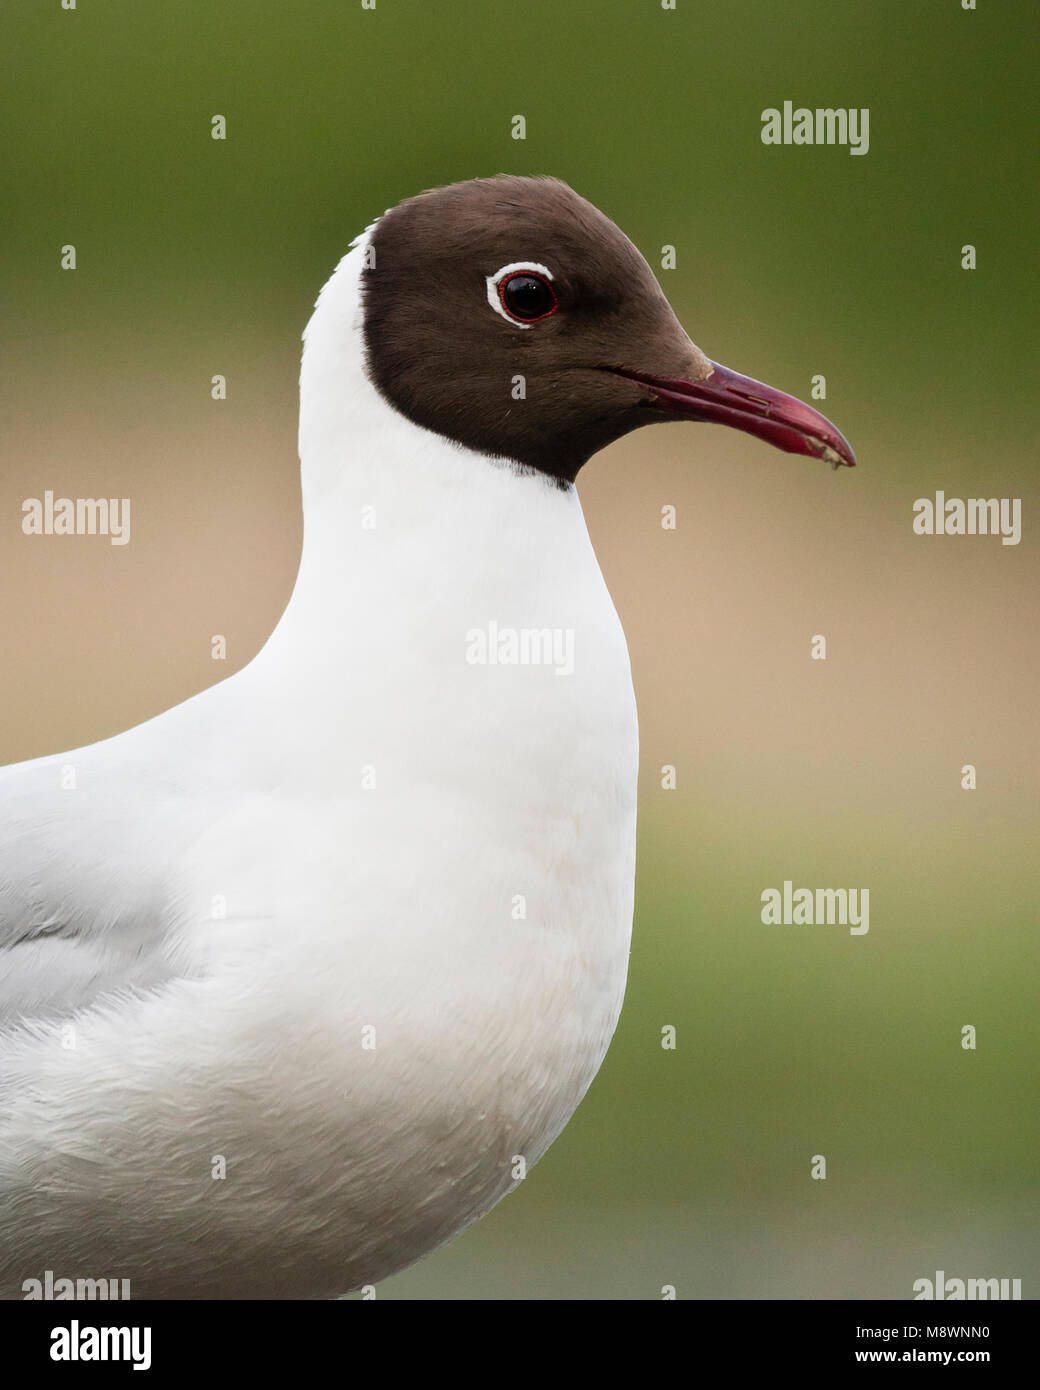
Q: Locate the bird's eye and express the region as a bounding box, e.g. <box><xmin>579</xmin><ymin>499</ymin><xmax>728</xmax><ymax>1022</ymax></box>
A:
<box><xmin>486</xmin><ymin>262</ymin><xmax>558</xmax><ymax>328</ymax></box>
<box><xmin>500</xmin><ymin>272</ymin><xmax>557</xmax><ymax>323</ymax></box>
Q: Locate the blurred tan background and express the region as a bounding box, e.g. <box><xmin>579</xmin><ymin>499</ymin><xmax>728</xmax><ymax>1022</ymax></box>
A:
<box><xmin>2</xmin><ymin>0</ymin><xmax>1036</xmax><ymax>1297</ymax></box>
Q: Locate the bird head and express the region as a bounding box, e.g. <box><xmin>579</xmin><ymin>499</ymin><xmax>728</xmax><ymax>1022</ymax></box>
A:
<box><xmin>360</xmin><ymin>175</ymin><xmax>855</xmax><ymax>485</ymax></box>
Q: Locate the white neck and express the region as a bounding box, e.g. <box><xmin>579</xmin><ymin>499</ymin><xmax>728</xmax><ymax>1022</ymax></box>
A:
<box><xmin>243</xmin><ymin>234</ymin><xmax>634</xmax><ymax>788</ymax></box>
<box><xmin>285</xmin><ymin>230</ymin><xmax>588</xmax><ymax>638</ymax></box>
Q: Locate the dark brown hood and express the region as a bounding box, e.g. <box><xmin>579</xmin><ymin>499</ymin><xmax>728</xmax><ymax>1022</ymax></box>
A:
<box><xmin>362</xmin><ymin>176</ymin><xmax>854</xmax><ymax>484</ymax></box>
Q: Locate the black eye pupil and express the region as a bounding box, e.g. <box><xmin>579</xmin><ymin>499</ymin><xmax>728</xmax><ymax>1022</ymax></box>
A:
<box><xmin>501</xmin><ymin>273</ymin><xmax>555</xmax><ymax>321</ymax></box>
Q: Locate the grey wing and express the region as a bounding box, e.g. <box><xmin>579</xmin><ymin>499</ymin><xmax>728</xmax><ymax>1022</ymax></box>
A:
<box><xmin>0</xmin><ymin>748</ymin><xmax>181</xmax><ymax>1028</ymax></box>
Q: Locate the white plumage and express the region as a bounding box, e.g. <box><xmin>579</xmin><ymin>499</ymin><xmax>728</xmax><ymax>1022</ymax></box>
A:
<box><xmin>0</xmin><ymin>231</ymin><xmax>638</xmax><ymax>1298</ymax></box>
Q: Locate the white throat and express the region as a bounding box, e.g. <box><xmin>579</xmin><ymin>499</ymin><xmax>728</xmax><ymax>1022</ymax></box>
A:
<box><xmin>0</xmin><ymin>222</ymin><xmax>644</xmax><ymax>1300</ymax></box>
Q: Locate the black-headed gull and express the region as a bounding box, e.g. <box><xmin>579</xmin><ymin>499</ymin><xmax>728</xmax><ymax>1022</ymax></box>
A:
<box><xmin>0</xmin><ymin>176</ymin><xmax>854</xmax><ymax>1299</ymax></box>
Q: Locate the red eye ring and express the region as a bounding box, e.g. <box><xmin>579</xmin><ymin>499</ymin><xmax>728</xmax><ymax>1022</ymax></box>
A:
<box><xmin>498</xmin><ymin>270</ymin><xmax>558</xmax><ymax>324</ymax></box>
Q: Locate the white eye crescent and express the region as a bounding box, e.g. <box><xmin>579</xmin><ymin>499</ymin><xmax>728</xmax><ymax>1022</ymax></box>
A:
<box><xmin>486</xmin><ymin>262</ymin><xmax>557</xmax><ymax>328</ymax></box>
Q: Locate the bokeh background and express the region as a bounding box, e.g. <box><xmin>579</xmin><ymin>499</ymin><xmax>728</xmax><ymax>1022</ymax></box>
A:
<box><xmin>2</xmin><ymin>0</ymin><xmax>1036</xmax><ymax>1298</ymax></box>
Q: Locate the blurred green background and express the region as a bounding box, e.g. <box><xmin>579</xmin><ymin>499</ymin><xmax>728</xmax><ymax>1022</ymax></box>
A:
<box><xmin>2</xmin><ymin>0</ymin><xmax>1036</xmax><ymax>1298</ymax></box>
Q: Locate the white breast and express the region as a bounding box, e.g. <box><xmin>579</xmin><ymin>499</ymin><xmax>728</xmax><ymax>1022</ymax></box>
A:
<box><xmin>0</xmin><ymin>237</ymin><xmax>638</xmax><ymax>1297</ymax></box>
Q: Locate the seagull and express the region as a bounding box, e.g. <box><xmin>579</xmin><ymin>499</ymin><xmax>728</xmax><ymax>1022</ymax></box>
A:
<box><xmin>0</xmin><ymin>176</ymin><xmax>855</xmax><ymax>1300</ymax></box>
